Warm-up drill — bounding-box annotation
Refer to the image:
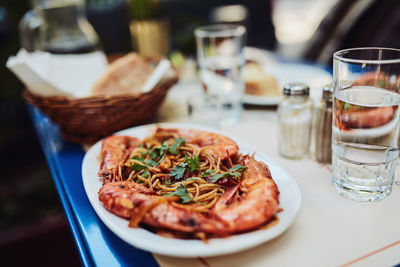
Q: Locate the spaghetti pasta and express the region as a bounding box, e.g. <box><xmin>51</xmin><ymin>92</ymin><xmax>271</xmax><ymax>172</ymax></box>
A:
<box><xmin>110</xmin><ymin>130</ymin><xmax>244</xmax><ymax>212</ymax></box>
<box><xmin>97</xmin><ymin>128</ymin><xmax>280</xmax><ymax>238</ymax></box>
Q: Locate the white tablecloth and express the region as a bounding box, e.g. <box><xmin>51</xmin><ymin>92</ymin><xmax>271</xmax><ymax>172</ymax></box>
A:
<box><xmin>153</xmin><ymin>81</ymin><xmax>400</xmax><ymax>267</ymax></box>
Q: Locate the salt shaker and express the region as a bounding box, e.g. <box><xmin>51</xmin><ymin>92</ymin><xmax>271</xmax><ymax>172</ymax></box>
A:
<box><xmin>314</xmin><ymin>86</ymin><xmax>333</xmax><ymax>163</ymax></box>
<box><xmin>278</xmin><ymin>82</ymin><xmax>313</xmax><ymax>159</ymax></box>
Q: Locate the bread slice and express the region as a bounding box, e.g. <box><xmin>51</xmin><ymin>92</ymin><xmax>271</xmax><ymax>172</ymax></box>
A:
<box><xmin>92</xmin><ymin>53</ymin><xmax>155</xmax><ymax>97</ymax></box>
<box><xmin>243</xmin><ymin>63</ymin><xmax>280</xmax><ymax>96</ymax></box>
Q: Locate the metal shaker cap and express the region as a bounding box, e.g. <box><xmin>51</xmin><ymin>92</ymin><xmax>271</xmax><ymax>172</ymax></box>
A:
<box><xmin>283</xmin><ymin>82</ymin><xmax>310</xmax><ymax>96</ymax></box>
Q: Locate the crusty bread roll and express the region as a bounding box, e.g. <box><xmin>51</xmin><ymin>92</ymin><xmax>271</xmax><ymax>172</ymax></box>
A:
<box><xmin>92</xmin><ymin>53</ymin><xmax>154</xmax><ymax>97</ymax></box>
<box><xmin>243</xmin><ymin>63</ymin><xmax>280</xmax><ymax>96</ymax></box>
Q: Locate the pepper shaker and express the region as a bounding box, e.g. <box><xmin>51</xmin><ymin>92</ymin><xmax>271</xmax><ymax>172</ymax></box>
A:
<box><xmin>314</xmin><ymin>86</ymin><xmax>333</xmax><ymax>163</ymax></box>
<box><xmin>278</xmin><ymin>82</ymin><xmax>313</xmax><ymax>159</ymax></box>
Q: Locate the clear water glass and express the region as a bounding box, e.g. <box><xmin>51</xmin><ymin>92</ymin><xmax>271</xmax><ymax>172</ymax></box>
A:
<box><xmin>194</xmin><ymin>24</ymin><xmax>246</xmax><ymax>127</ymax></box>
<box><xmin>332</xmin><ymin>47</ymin><xmax>400</xmax><ymax>201</ymax></box>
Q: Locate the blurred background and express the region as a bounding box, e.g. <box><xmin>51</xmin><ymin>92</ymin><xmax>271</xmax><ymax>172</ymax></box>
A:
<box><xmin>1</xmin><ymin>0</ymin><xmax>399</xmax><ymax>265</ymax></box>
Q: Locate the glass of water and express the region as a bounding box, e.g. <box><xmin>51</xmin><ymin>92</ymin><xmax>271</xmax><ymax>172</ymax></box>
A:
<box><xmin>332</xmin><ymin>47</ymin><xmax>400</xmax><ymax>201</ymax></box>
<box><xmin>194</xmin><ymin>24</ymin><xmax>246</xmax><ymax>126</ymax></box>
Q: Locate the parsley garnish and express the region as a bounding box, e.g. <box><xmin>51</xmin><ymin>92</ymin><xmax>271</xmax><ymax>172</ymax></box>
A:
<box><xmin>131</xmin><ymin>156</ymin><xmax>145</xmax><ymax>163</ymax></box>
<box><xmin>168</xmin><ymin>154</ymin><xmax>199</xmax><ymax>180</ymax></box>
<box><xmin>160</xmin><ymin>141</ymin><xmax>169</xmax><ymax>152</ymax></box>
<box><xmin>229</xmin><ymin>164</ymin><xmax>247</xmax><ymax>175</ymax></box>
<box><xmin>142</xmin><ymin>168</ymin><xmax>150</xmax><ymax>178</ymax></box>
<box><xmin>201</xmin><ymin>169</ymin><xmax>215</xmax><ymax>177</ymax></box>
<box><xmin>185</xmin><ymin>154</ymin><xmax>200</xmax><ymax>172</ymax></box>
<box><xmin>165</xmin><ymin>184</ymin><xmax>192</xmax><ymax>203</ymax></box>
<box><xmin>165</xmin><ymin>179</ymin><xmax>172</xmax><ymax>185</ymax></box>
<box><xmin>169</xmin><ymin>137</ymin><xmax>185</xmax><ymax>155</ymax></box>
<box><xmin>210</xmin><ymin>173</ymin><xmax>230</xmax><ymax>183</ymax></box>
<box><xmin>210</xmin><ymin>164</ymin><xmax>247</xmax><ymax>183</ymax></box>
<box><xmin>170</xmin><ymin>163</ymin><xmax>187</xmax><ymax>180</ymax></box>
<box><xmin>142</xmin><ymin>137</ymin><xmax>185</xmax><ymax>162</ymax></box>
<box><xmin>150</xmin><ymin>141</ymin><xmax>169</xmax><ymax>159</ymax></box>
<box><xmin>130</xmin><ymin>163</ymin><xmax>148</xmax><ymax>172</ymax></box>
<box><xmin>146</xmin><ymin>158</ymin><xmax>159</xmax><ymax>167</ymax></box>
<box><xmin>149</xmin><ymin>138</ymin><xmax>186</xmax><ymax>158</ymax></box>
<box><xmin>140</xmin><ymin>145</ymin><xmax>153</xmax><ymax>156</ymax></box>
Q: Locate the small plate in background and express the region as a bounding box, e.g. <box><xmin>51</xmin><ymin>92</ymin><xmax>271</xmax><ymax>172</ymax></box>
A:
<box><xmin>244</xmin><ymin>47</ymin><xmax>332</xmax><ymax>105</ymax></box>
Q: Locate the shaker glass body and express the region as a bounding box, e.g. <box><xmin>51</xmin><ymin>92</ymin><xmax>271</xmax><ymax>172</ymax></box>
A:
<box><xmin>278</xmin><ymin>95</ymin><xmax>313</xmax><ymax>159</ymax></box>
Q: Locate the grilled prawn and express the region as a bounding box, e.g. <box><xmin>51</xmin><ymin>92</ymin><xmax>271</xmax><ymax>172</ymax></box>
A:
<box><xmin>155</xmin><ymin>127</ymin><xmax>239</xmax><ymax>160</ymax></box>
<box><xmin>98</xmin><ymin>135</ymin><xmax>140</xmax><ymax>183</ymax></box>
<box><xmin>98</xmin><ymin>155</ymin><xmax>280</xmax><ymax>236</ymax></box>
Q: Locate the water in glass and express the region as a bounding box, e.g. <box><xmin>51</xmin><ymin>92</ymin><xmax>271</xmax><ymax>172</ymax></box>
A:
<box><xmin>200</xmin><ymin>55</ymin><xmax>243</xmax><ymax>125</ymax></box>
<box><xmin>332</xmin><ymin>86</ymin><xmax>400</xmax><ymax>201</ymax></box>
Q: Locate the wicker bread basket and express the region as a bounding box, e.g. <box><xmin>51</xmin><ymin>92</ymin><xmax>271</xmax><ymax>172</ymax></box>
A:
<box><xmin>23</xmin><ymin>57</ymin><xmax>178</xmax><ymax>144</ymax></box>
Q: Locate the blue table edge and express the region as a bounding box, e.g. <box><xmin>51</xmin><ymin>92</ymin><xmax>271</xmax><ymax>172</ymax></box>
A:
<box><xmin>28</xmin><ymin>105</ymin><xmax>94</xmax><ymax>266</ymax></box>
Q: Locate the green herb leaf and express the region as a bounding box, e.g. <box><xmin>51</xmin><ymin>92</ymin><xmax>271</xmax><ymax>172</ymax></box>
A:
<box><xmin>165</xmin><ymin>184</ymin><xmax>192</xmax><ymax>203</ymax></box>
<box><xmin>142</xmin><ymin>168</ymin><xmax>150</xmax><ymax>178</ymax></box>
<box><xmin>170</xmin><ymin>163</ymin><xmax>187</xmax><ymax>180</ymax></box>
<box><xmin>165</xmin><ymin>179</ymin><xmax>172</xmax><ymax>185</ymax></box>
<box><xmin>151</xmin><ymin>141</ymin><xmax>169</xmax><ymax>159</ymax></box>
<box><xmin>210</xmin><ymin>164</ymin><xmax>247</xmax><ymax>183</ymax></box>
<box><xmin>201</xmin><ymin>169</ymin><xmax>215</xmax><ymax>177</ymax></box>
<box><xmin>130</xmin><ymin>163</ymin><xmax>148</xmax><ymax>172</ymax></box>
<box><xmin>210</xmin><ymin>173</ymin><xmax>230</xmax><ymax>183</ymax></box>
<box><xmin>186</xmin><ymin>154</ymin><xmax>200</xmax><ymax>172</ymax></box>
<box><xmin>146</xmin><ymin>159</ymin><xmax>159</xmax><ymax>167</ymax></box>
<box><xmin>139</xmin><ymin>145</ymin><xmax>151</xmax><ymax>155</ymax></box>
<box><xmin>169</xmin><ymin>137</ymin><xmax>185</xmax><ymax>155</ymax></box>
<box><xmin>150</xmin><ymin>150</ymin><xmax>158</xmax><ymax>159</ymax></box>
<box><xmin>131</xmin><ymin>156</ymin><xmax>145</xmax><ymax>163</ymax></box>
<box><xmin>230</xmin><ymin>164</ymin><xmax>246</xmax><ymax>173</ymax></box>
<box><xmin>161</xmin><ymin>141</ymin><xmax>169</xmax><ymax>150</ymax></box>
<box><xmin>231</xmin><ymin>172</ymin><xmax>241</xmax><ymax>177</ymax></box>
<box><xmin>146</xmin><ymin>154</ymin><xmax>166</xmax><ymax>167</ymax></box>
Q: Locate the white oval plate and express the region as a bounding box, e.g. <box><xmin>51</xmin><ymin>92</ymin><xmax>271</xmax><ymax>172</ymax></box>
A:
<box><xmin>82</xmin><ymin>122</ymin><xmax>302</xmax><ymax>258</ymax></box>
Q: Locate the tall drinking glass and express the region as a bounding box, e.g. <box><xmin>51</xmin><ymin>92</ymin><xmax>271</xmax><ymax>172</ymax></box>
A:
<box><xmin>332</xmin><ymin>47</ymin><xmax>400</xmax><ymax>201</ymax></box>
<box><xmin>194</xmin><ymin>24</ymin><xmax>246</xmax><ymax>126</ymax></box>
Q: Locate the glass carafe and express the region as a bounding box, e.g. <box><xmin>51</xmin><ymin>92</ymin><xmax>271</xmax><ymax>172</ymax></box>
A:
<box><xmin>19</xmin><ymin>0</ymin><xmax>101</xmax><ymax>54</ymax></box>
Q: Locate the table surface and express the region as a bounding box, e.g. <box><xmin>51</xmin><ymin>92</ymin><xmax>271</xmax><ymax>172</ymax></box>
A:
<box><xmin>30</xmin><ymin>74</ymin><xmax>400</xmax><ymax>267</ymax></box>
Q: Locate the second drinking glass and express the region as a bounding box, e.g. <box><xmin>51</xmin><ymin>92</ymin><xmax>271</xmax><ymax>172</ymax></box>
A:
<box><xmin>194</xmin><ymin>24</ymin><xmax>246</xmax><ymax>127</ymax></box>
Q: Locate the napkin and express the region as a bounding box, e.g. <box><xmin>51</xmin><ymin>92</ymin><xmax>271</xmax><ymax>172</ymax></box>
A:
<box><xmin>6</xmin><ymin>49</ymin><xmax>108</xmax><ymax>98</ymax></box>
<box><xmin>141</xmin><ymin>59</ymin><xmax>171</xmax><ymax>93</ymax></box>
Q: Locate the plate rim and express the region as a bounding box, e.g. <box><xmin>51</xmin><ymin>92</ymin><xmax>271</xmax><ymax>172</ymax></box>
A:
<box><xmin>81</xmin><ymin>122</ymin><xmax>302</xmax><ymax>258</ymax></box>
